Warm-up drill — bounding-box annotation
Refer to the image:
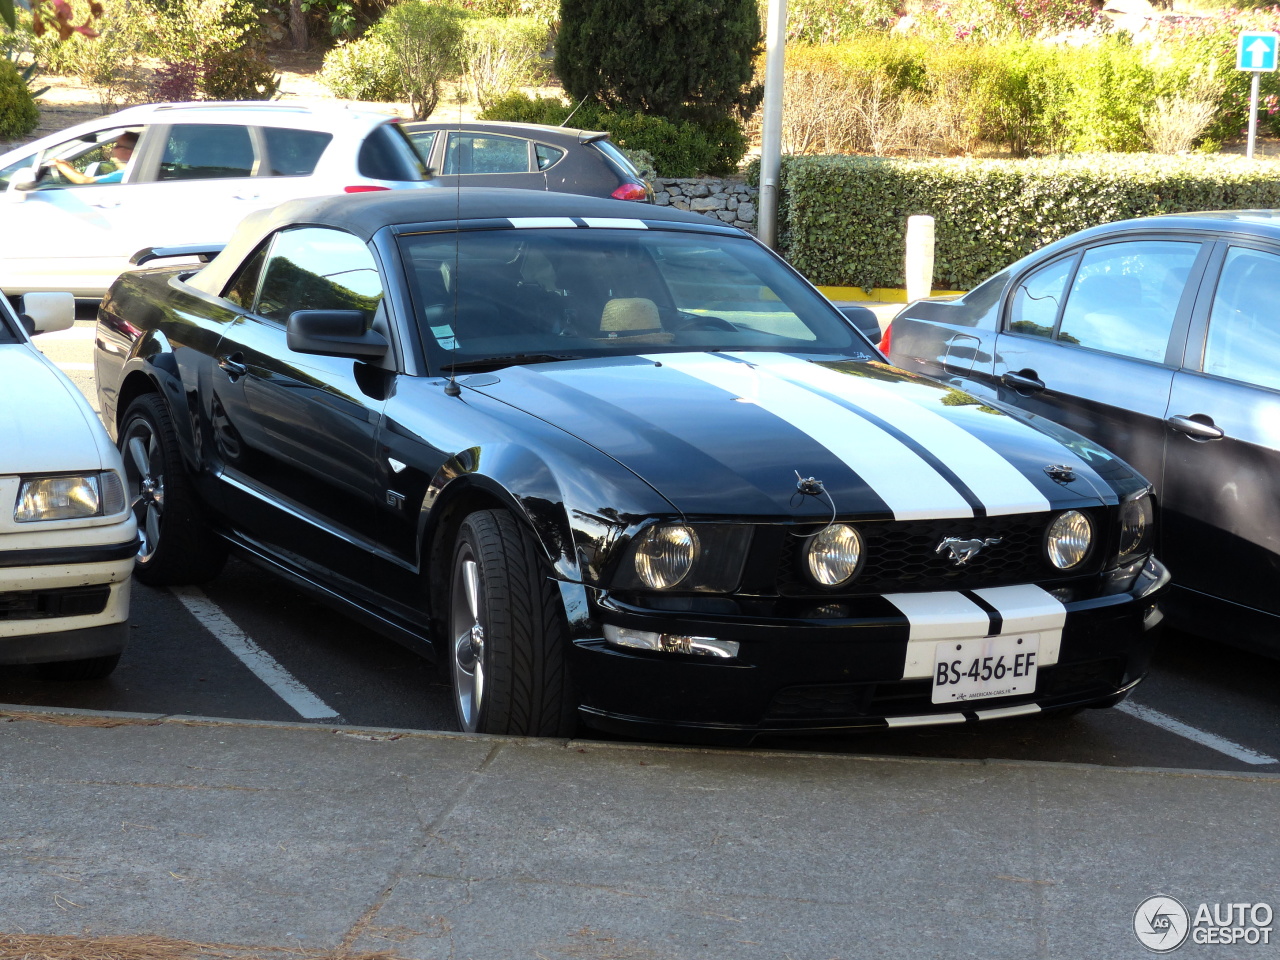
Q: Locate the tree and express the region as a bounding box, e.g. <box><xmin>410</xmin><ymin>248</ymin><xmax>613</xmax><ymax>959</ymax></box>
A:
<box><xmin>2</xmin><ymin>0</ymin><xmax>102</xmax><ymax>38</ymax></box>
<box><xmin>554</xmin><ymin>0</ymin><xmax>762</xmax><ymax>125</ymax></box>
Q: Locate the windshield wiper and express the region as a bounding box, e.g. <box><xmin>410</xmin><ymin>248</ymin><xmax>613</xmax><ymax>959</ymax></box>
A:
<box><xmin>444</xmin><ymin>353</ymin><xmax>584</xmax><ymax>373</ymax></box>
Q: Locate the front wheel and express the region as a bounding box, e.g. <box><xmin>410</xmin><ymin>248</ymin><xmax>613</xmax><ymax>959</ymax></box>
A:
<box><xmin>119</xmin><ymin>393</ymin><xmax>227</xmax><ymax>586</ymax></box>
<box><xmin>449</xmin><ymin>510</ymin><xmax>575</xmax><ymax>737</ymax></box>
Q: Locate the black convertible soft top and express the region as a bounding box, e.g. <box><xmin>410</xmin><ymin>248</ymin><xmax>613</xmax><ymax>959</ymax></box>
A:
<box><xmin>189</xmin><ymin>187</ymin><xmax>737</xmax><ymax>298</ymax></box>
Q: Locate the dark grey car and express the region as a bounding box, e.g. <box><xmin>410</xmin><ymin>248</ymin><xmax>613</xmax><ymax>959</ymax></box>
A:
<box><xmin>883</xmin><ymin>211</ymin><xmax>1280</xmax><ymax>656</ymax></box>
<box><xmin>403</xmin><ymin>120</ymin><xmax>653</xmax><ymax>202</ymax></box>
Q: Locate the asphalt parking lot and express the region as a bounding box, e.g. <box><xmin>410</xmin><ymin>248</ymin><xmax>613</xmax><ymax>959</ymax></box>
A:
<box><xmin>11</xmin><ymin>316</ymin><xmax>1280</xmax><ymax>775</ymax></box>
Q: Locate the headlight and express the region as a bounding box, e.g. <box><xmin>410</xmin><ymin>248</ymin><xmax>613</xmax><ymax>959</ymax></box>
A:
<box><xmin>14</xmin><ymin>472</ymin><xmax>126</xmax><ymax>522</ymax></box>
<box><xmin>805</xmin><ymin>523</ymin><xmax>863</xmax><ymax>586</ymax></box>
<box><xmin>1045</xmin><ymin>510</ymin><xmax>1092</xmax><ymax>570</ymax></box>
<box><xmin>634</xmin><ymin>524</ymin><xmax>699</xmax><ymax>589</ymax></box>
<box><xmin>1118</xmin><ymin>494</ymin><xmax>1154</xmax><ymax>560</ymax></box>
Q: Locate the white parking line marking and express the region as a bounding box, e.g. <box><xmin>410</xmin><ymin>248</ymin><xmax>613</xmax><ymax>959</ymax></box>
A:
<box><xmin>169</xmin><ymin>585</ymin><xmax>341</xmax><ymax>721</ymax></box>
<box><xmin>1118</xmin><ymin>700</ymin><xmax>1277</xmax><ymax>766</ymax></box>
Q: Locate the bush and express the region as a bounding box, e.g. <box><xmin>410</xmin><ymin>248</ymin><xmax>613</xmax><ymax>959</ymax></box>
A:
<box><xmin>0</xmin><ymin>57</ymin><xmax>38</xmax><ymax>141</ymax></box>
<box><xmin>374</xmin><ymin>1</ymin><xmax>466</xmax><ymax>119</ymax></box>
<box><xmin>480</xmin><ymin>92</ymin><xmax>748</xmax><ymax>176</ymax></box>
<box><xmin>778</xmin><ymin>0</ymin><xmax>898</xmax><ymax>41</ymax></box>
<box><xmin>556</xmin><ymin>0</ymin><xmax>762</xmax><ymax>124</ymax></box>
<box><xmin>318</xmin><ymin>35</ymin><xmax>403</xmax><ymax>101</ymax></box>
<box><xmin>766</xmin><ymin>154</ymin><xmax>1280</xmax><ymax>290</ymax></box>
<box><xmin>460</xmin><ymin>15</ymin><xmax>547</xmax><ymax>110</ymax></box>
<box><xmin>201</xmin><ymin>48</ymin><xmax>281</xmax><ymax>101</ymax></box>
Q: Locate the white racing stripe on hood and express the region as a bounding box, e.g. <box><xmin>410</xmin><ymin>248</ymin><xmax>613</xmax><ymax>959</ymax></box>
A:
<box><xmin>646</xmin><ymin>353</ymin><xmax>973</xmax><ymax>520</ymax></box>
<box><xmin>736</xmin><ymin>353</ymin><xmax>1052</xmax><ymax>517</ymax></box>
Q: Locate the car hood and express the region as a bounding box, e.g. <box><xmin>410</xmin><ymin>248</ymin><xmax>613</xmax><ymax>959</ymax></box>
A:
<box><xmin>466</xmin><ymin>351</ymin><xmax>1137</xmax><ymax>520</ymax></box>
<box><xmin>0</xmin><ymin>343</ymin><xmax>116</xmax><ymax>474</ymax></box>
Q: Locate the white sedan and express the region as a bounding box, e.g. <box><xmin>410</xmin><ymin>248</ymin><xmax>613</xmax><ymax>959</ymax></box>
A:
<box><xmin>1</xmin><ymin>293</ymin><xmax>136</xmax><ymax>679</ymax></box>
<box><xmin>0</xmin><ymin>101</ymin><xmax>430</xmax><ymax>298</ymax></box>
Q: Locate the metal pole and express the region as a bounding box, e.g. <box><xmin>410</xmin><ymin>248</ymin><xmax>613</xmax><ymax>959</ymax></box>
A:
<box><xmin>1248</xmin><ymin>71</ymin><xmax>1261</xmax><ymax>160</ymax></box>
<box><xmin>757</xmin><ymin>0</ymin><xmax>787</xmax><ymax>249</ymax></box>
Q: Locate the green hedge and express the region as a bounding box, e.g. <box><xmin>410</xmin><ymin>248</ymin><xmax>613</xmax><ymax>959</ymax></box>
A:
<box><xmin>766</xmin><ymin>154</ymin><xmax>1280</xmax><ymax>290</ymax></box>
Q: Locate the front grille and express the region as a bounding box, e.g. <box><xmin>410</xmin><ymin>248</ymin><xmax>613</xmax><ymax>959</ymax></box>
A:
<box><xmin>0</xmin><ymin>587</ymin><xmax>111</xmax><ymax>621</ymax></box>
<box><xmin>768</xmin><ymin>510</ymin><xmax>1106</xmax><ymax>597</ymax></box>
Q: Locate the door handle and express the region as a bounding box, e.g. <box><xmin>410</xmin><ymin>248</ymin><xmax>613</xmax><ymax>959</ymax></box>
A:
<box><xmin>1166</xmin><ymin>414</ymin><xmax>1224</xmax><ymax>441</ymax></box>
<box><xmin>233</xmin><ymin>194</ymin><xmax>260</xmax><ymax>201</ymax></box>
<box><xmin>90</xmin><ymin>200</ymin><xmax>121</xmax><ymax>208</ymax></box>
<box><xmin>1000</xmin><ymin>370</ymin><xmax>1045</xmax><ymax>393</ymax></box>
<box><xmin>217</xmin><ymin>354</ymin><xmax>247</xmax><ymax>380</ymax></box>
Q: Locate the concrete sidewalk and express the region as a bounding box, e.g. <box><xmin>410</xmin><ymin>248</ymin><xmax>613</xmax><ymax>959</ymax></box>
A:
<box><xmin>2</xmin><ymin>705</ymin><xmax>1277</xmax><ymax>960</ymax></box>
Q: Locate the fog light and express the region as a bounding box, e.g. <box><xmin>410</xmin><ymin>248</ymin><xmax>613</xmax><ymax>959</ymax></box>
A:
<box><xmin>603</xmin><ymin>625</ymin><xmax>739</xmax><ymax>659</ymax></box>
<box><xmin>1045</xmin><ymin>510</ymin><xmax>1092</xmax><ymax>569</ymax></box>
<box><xmin>805</xmin><ymin>523</ymin><xmax>863</xmax><ymax>586</ymax></box>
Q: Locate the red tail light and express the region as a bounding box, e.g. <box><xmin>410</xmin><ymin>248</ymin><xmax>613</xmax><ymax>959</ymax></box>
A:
<box><xmin>344</xmin><ymin>185</ymin><xmax>391</xmax><ymax>194</ymax></box>
<box><xmin>611</xmin><ymin>182</ymin><xmax>648</xmax><ymax>202</ymax></box>
<box><xmin>877</xmin><ymin>320</ymin><xmax>893</xmax><ymax>356</ymax></box>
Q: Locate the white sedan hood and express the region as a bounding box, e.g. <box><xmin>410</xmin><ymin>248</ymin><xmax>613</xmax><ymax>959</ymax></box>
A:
<box><xmin>0</xmin><ymin>343</ymin><xmax>116</xmax><ymax>474</ymax></box>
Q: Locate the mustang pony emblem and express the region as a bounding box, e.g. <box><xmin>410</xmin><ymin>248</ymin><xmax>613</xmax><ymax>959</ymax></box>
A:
<box><xmin>935</xmin><ymin>536</ymin><xmax>1002</xmax><ymax>566</ymax></box>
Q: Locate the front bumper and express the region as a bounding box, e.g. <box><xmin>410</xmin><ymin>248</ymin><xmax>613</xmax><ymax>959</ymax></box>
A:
<box><xmin>570</xmin><ymin>558</ymin><xmax>1169</xmax><ymax>745</ymax></box>
<box><xmin>0</xmin><ymin>525</ymin><xmax>138</xmax><ymax>666</ymax></box>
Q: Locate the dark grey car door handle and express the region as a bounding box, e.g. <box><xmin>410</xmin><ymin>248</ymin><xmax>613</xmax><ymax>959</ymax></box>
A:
<box><xmin>217</xmin><ymin>355</ymin><xmax>247</xmax><ymax>380</ymax></box>
<box><xmin>1001</xmin><ymin>371</ymin><xmax>1045</xmax><ymax>392</ymax></box>
<box><xmin>1166</xmin><ymin>415</ymin><xmax>1225</xmax><ymax>441</ymax></box>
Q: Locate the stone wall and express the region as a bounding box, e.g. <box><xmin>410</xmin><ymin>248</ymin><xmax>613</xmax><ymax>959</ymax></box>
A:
<box><xmin>651</xmin><ymin>177</ymin><xmax>758</xmax><ymax>234</ymax></box>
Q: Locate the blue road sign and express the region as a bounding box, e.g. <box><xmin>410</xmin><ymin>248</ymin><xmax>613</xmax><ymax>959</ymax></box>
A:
<box><xmin>1238</xmin><ymin>31</ymin><xmax>1279</xmax><ymax>72</ymax></box>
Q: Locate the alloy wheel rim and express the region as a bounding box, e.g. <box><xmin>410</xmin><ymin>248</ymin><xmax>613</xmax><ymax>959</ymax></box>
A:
<box><xmin>450</xmin><ymin>547</ymin><xmax>485</xmax><ymax>733</ymax></box>
<box><xmin>122</xmin><ymin>420</ymin><xmax>164</xmax><ymax>563</ymax></box>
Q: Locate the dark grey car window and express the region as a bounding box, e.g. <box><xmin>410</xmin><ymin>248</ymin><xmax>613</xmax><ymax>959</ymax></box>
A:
<box><xmin>1056</xmin><ymin>241</ymin><xmax>1200</xmax><ymax>363</ymax></box>
<box><xmin>535</xmin><ymin>143</ymin><xmax>564</xmax><ymax>170</ymax></box>
<box><xmin>222</xmin><ymin>243</ymin><xmax>270</xmax><ymax>309</ymax></box>
<box><xmin>261</xmin><ymin>127</ymin><xmax>332</xmax><ymax>176</ymax></box>
<box><xmin>1008</xmin><ymin>256</ymin><xmax>1074</xmax><ymax>339</ymax></box>
<box><xmin>158</xmin><ymin>124</ymin><xmax>255</xmax><ymax>180</ymax></box>
<box><xmin>1203</xmin><ymin>246</ymin><xmax>1280</xmax><ymax>391</ymax></box>
<box><xmin>406</xmin><ymin>129</ymin><xmax>437</xmax><ymax>165</ymax></box>
<box><xmin>444</xmin><ymin>133</ymin><xmax>530</xmax><ymax>175</ymax></box>
<box><xmin>255</xmin><ymin>227</ymin><xmax>384</xmax><ymax>326</ymax></box>
<box><xmin>357</xmin><ymin>123</ymin><xmax>427</xmax><ymax>181</ymax></box>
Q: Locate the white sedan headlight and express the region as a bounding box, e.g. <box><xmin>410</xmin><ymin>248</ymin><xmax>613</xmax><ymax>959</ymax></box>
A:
<box><xmin>14</xmin><ymin>472</ymin><xmax>126</xmax><ymax>522</ymax></box>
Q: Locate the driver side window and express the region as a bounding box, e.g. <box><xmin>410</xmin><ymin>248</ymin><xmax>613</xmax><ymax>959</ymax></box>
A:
<box><xmin>37</xmin><ymin>127</ymin><xmax>141</xmax><ymax>188</ymax></box>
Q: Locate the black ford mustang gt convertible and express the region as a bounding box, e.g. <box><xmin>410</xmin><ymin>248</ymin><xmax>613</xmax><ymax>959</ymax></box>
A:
<box><xmin>95</xmin><ymin>190</ymin><xmax>1168</xmax><ymax>743</ymax></box>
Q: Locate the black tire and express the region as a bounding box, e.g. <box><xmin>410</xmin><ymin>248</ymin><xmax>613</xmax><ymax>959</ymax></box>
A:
<box><xmin>448</xmin><ymin>509</ymin><xmax>576</xmax><ymax>737</ymax></box>
<box><xmin>36</xmin><ymin>653</ymin><xmax>121</xmax><ymax>682</ymax></box>
<box><xmin>119</xmin><ymin>393</ymin><xmax>227</xmax><ymax>586</ymax></box>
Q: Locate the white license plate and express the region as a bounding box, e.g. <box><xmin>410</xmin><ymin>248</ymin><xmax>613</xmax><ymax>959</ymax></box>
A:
<box><xmin>931</xmin><ymin>634</ymin><xmax>1040</xmax><ymax>705</ymax></box>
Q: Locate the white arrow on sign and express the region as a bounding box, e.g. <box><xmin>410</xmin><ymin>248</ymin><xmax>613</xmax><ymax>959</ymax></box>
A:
<box><xmin>1246</xmin><ymin>37</ymin><xmax>1274</xmax><ymax>68</ymax></box>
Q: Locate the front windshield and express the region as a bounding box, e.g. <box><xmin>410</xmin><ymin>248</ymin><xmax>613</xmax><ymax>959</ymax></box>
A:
<box><xmin>399</xmin><ymin>227</ymin><xmax>864</xmax><ymax>371</ymax></box>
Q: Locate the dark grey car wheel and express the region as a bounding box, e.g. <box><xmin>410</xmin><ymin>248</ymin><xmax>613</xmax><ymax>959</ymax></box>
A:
<box><xmin>448</xmin><ymin>510</ymin><xmax>575</xmax><ymax>737</ymax></box>
<box><xmin>119</xmin><ymin>394</ymin><xmax>226</xmax><ymax>586</ymax></box>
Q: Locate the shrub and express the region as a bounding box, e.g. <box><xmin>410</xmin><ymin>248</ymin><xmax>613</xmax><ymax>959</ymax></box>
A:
<box><xmin>765</xmin><ymin>154</ymin><xmax>1280</xmax><ymax>290</ymax></box>
<box><xmin>777</xmin><ymin>0</ymin><xmax>898</xmax><ymax>42</ymax></box>
<box><xmin>152</xmin><ymin>59</ymin><xmax>201</xmax><ymax>101</ymax></box>
<box><xmin>556</xmin><ymin>0</ymin><xmax>762</xmax><ymax>124</ymax></box>
<box><xmin>373</xmin><ymin>1</ymin><xmax>466</xmax><ymax>119</ymax></box>
<box><xmin>919</xmin><ymin>0</ymin><xmax>1100</xmax><ymax>40</ymax></box>
<box><xmin>0</xmin><ymin>57</ymin><xmax>38</xmax><ymax>141</ymax></box>
<box><xmin>318</xmin><ymin>35</ymin><xmax>402</xmax><ymax>101</ymax></box>
<box><xmin>478</xmin><ymin>90</ymin><xmax>572</xmax><ymax>124</ymax></box>
<box><xmin>460</xmin><ymin>15</ymin><xmax>547</xmax><ymax>110</ymax></box>
<box><xmin>201</xmin><ymin>48</ymin><xmax>281</xmax><ymax>101</ymax></box>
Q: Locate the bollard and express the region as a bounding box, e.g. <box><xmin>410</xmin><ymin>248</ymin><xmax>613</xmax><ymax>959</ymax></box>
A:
<box><xmin>905</xmin><ymin>215</ymin><xmax>936</xmax><ymax>303</ymax></box>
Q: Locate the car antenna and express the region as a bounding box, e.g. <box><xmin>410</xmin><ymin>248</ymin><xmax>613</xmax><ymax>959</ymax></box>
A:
<box><xmin>444</xmin><ymin>83</ymin><xmax>463</xmax><ymax>398</ymax></box>
<box><xmin>560</xmin><ymin>94</ymin><xmax>588</xmax><ymax>127</ymax></box>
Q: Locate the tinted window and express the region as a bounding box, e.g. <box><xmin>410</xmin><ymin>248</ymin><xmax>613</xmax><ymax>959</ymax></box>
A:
<box><xmin>1056</xmin><ymin>240</ymin><xmax>1200</xmax><ymax>363</ymax></box>
<box><xmin>158</xmin><ymin>124</ymin><xmax>255</xmax><ymax>181</ymax></box>
<box><xmin>407</xmin><ymin>129</ymin><xmax>437</xmax><ymax>164</ymax></box>
<box><xmin>1007</xmin><ymin>256</ymin><xmax>1074</xmax><ymax>339</ymax></box>
<box><xmin>399</xmin><ymin>228</ymin><xmax>858</xmax><ymax>365</ymax></box>
<box><xmin>1202</xmin><ymin>246</ymin><xmax>1280</xmax><ymax>391</ymax></box>
<box><xmin>261</xmin><ymin>127</ymin><xmax>332</xmax><ymax>176</ymax></box>
<box><xmin>0</xmin><ymin>151</ymin><xmax>36</xmax><ymax>190</ymax></box>
<box><xmin>357</xmin><ymin>123</ymin><xmax>427</xmax><ymax>181</ymax></box>
<box><xmin>255</xmin><ymin>227</ymin><xmax>384</xmax><ymax>325</ymax></box>
<box><xmin>222</xmin><ymin>243</ymin><xmax>269</xmax><ymax>308</ymax></box>
<box><xmin>535</xmin><ymin>143</ymin><xmax>564</xmax><ymax>170</ymax></box>
<box><xmin>443</xmin><ymin>133</ymin><xmax>529</xmax><ymax>175</ymax></box>
<box><xmin>592</xmin><ymin>139</ymin><xmax>640</xmax><ymax>177</ymax></box>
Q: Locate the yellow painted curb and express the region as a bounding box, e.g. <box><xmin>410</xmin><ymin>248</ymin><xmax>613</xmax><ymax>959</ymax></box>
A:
<box><xmin>816</xmin><ymin>286</ymin><xmax>966</xmax><ymax>302</ymax></box>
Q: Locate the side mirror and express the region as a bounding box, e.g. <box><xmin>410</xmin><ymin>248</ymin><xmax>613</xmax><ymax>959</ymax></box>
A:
<box><xmin>20</xmin><ymin>292</ymin><xmax>76</xmax><ymax>336</ymax></box>
<box><xmin>7</xmin><ymin>166</ymin><xmax>41</xmax><ymax>198</ymax></box>
<box><xmin>286</xmin><ymin>309</ymin><xmax>388</xmax><ymax>359</ymax></box>
<box><xmin>838</xmin><ymin>304</ymin><xmax>884</xmax><ymax>343</ymax></box>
